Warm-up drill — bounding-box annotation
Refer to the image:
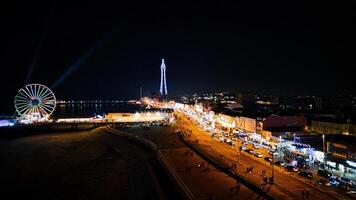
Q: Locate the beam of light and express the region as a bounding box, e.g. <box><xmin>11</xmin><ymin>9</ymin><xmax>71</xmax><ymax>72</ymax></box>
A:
<box><xmin>24</xmin><ymin>0</ymin><xmax>56</xmax><ymax>85</ymax></box>
<box><xmin>50</xmin><ymin>28</ymin><xmax>115</xmax><ymax>89</ymax></box>
<box><xmin>50</xmin><ymin>6</ymin><xmax>137</xmax><ymax>89</ymax></box>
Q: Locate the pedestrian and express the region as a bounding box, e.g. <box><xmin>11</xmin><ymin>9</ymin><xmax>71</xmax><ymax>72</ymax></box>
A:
<box><xmin>236</xmin><ymin>182</ymin><xmax>241</xmax><ymax>190</ymax></box>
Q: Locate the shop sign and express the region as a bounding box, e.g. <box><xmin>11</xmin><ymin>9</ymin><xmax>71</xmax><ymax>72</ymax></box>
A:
<box><xmin>346</xmin><ymin>160</ymin><xmax>356</xmax><ymax>168</ymax></box>
<box><xmin>327</xmin><ymin>161</ymin><xmax>336</xmax><ymax>168</ymax></box>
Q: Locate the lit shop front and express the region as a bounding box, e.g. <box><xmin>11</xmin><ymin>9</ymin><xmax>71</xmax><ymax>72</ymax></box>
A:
<box><xmin>325</xmin><ymin>156</ymin><xmax>356</xmax><ymax>176</ymax></box>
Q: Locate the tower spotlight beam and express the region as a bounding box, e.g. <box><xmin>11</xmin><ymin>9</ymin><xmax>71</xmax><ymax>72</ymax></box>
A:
<box><xmin>25</xmin><ymin>1</ymin><xmax>56</xmax><ymax>85</ymax></box>
<box><xmin>50</xmin><ymin>12</ymin><xmax>134</xmax><ymax>89</ymax></box>
<box><xmin>50</xmin><ymin>30</ymin><xmax>113</xmax><ymax>89</ymax></box>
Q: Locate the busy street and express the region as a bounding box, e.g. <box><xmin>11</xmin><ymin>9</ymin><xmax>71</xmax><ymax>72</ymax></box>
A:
<box><xmin>171</xmin><ymin>106</ymin><xmax>356</xmax><ymax>199</ymax></box>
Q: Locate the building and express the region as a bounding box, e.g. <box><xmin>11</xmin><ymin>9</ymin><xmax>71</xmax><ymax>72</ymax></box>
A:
<box><xmin>105</xmin><ymin>110</ymin><xmax>170</xmax><ymax>122</ymax></box>
<box><xmin>237</xmin><ymin>92</ymin><xmax>256</xmax><ymax>108</ymax></box>
<box><xmin>263</xmin><ymin>114</ymin><xmax>307</xmax><ymax>132</ymax></box>
<box><xmin>310</xmin><ymin>119</ymin><xmax>354</xmax><ymax>136</ymax></box>
<box><xmin>325</xmin><ymin>135</ymin><xmax>356</xmax><ymax>178</ymax></box>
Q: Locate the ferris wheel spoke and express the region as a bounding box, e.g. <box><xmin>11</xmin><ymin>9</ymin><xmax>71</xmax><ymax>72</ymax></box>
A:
<box><xmin>18</xmin><ymin>92</ymin><xmax>30</xmax><ymax>101</ymax></box>
<box><xmin>36</xmin><ymin>107</ymin><xmax>41</xmax><ymax>115</ymax></box>
<box><xmin>40</xmin><ymin>104</ymin><xmax>53</xmax><ymax>111</ymax></box>
<box><xmin>26</xmin><ymin>85</ymin><xmax>35</xmax><ymax>98</ymax></box>
<box><xmin>15</xmin><ymin>103</ymin><xmax>30</xmax><ymax>107</ymax></box>
<box><xmin>42</xmin><ymin>104</ymin><xmax>55</xmax><ymax>111</ymax></box>
<box><xmin>38</xmin><ymin>106</ymin><xmax>47</xmax><ymax>114</ymax></box>
<box><xmin>41</xmin><ymin>91</ymin><xmax>54</xmax><ymax>100</ymax></box>
<box><xmin>26</xmin><ymin>107</ymin><xmax>35</xmax><ymax>115</ymax></box>
<box><xmin>30</xmin><ymin>85</ymin><xmax>36</xmax><ymax>98</ymax></box>
<box><xmin>41</xmin><ymin>95</ymin><xmax>55</xmax><ymax>101</ymax></box>
<box><xmin>15</xmin><ymin>99</ymin><xmax>29</xmax><ymax>104</ymax></box>
<box><xmin>15</xmin><ymin>96</ymin><xmax>29</xmax><ymax>101</ymax></box>
<box><xmin>33</xmin><ymin>84</ymin><xmax>37</xmax><ymax>98</ymax></box>
<box><xmin>15</xmin><ymin>96</ymin><xmax>28</xmax><ymax>102</ymax></box>
<box><xmin>20</xmin><ymin>88</ymin><xmax>33</xmax><ymax>99</ymax></box>
<box><xmin>39</xmin><ymin>105</ymin><xmax>52</xmax><ymax>114</ymax></box>
<box><xmin>18</xmin><ymin>105</ymin><xmax>31</xmax><ymax>115</ymax></box>
<box><xmin>17</xmin><ymin>107</ymin><xmax>30</xmax><ymax>114</ymax></box>
<box><xmin>37</xmin><ymin>86</ymin><xmax>46</xmax><ymax>99</ymax></box>
<box><xmin>39</xmin><ymin>106</ymin><xmax>50</xmax><ymax>116</ymax></box>
<box><xmin>43</xmin><ymin>103</ymin><xmax>55</xmax><ymax>108</ymax></box>
<box><xmin>16</xmin><ymin>103</ymin><xmax>30</xmax><ymax>108</ymax></box>
<box><xmin>38</xmin><ymin>86</ymin><xmax>49</xmax><ymax>98</ymax></box>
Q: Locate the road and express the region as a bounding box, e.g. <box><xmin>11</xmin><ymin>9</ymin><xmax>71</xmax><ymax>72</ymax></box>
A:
<box><xmin>175</xmin><ymin>111</ymin><xmax>350</xmax><ymax>200</ymax></box>
<box><xmin>0</xmin><ymin>127</ymin><xmax>179</xmax><ymax>200</ymax></box>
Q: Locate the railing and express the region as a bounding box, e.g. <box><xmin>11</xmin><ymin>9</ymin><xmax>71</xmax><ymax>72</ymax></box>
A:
<box><xmin>177</xmin><ymin>132</ymin><xmax>276</xmax><ymax>200</ymax></box>
<box><xmin>106</xmin><ymin>125</ymin><xmax>196</xmax><ymax>200</ymax></box>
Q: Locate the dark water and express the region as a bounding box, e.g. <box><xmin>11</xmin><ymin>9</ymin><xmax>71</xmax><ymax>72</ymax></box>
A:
<box><xmin>53</xmin><ymin>103</ymin><xmax>144</xmax><ymax>118</ymax></box>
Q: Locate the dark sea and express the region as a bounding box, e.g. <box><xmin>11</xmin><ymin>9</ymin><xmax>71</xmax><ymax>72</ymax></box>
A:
<box><xmin>53</xmin><ymin>102</ymin><xmax>144</xmax><ymax>118</ymax></box>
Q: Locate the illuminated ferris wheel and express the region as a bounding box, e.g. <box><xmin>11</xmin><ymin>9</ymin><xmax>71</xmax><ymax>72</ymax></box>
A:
<box><xmin>14</xmin><ymin>84</ymin><xmax>56</xmax><ymax>121</ymax></box>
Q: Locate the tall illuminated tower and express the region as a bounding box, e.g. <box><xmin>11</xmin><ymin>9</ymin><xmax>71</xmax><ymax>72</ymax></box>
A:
<box><xmin>159</xmin><ymin>58</ymin><xmax>168</xmax><ymax>95</ymax></box>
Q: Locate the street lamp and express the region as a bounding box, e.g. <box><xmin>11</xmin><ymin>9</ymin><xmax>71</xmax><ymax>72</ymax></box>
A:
<box><xmin>322</xmin><ymin>134</ymin><xmax>325</xmax><ymax>153</ymax></box>
<box><xmin>322</xmin><ymin>134</ymin><xmax>326</xmax><ymax>168</ymax></box>
<box><xmin>271</xmin><ymin>152</ymin><xmax>274</xmax><ymax>184</ymax></box>
<box><xmin>279</xmin><ymin>135</ymin><xmax>283</xmax><ymax>171</ymax></box>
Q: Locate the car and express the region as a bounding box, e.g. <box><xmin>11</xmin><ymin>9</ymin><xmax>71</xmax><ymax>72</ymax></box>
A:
<box><xmin>253</xmin><ymin>144</ymin><xmax>261</xmax><ymax>149</ymax></box>
<box><xmin>347</xmin><ymin>190</ymin><xmax>356</xmax><ymax>198</ymax></box>
<box><xmin>274</xmin><ymin>160</ymin><xmax>286</xmax><ymax>166</ymax></box>
<box><xmin>245</xmin><ymin>149</ymin><xmax>255</xmax><ymax>154</ymax></box>
<box><xmin>299</xmin><ymin>171</ymin><xmax>313</xmax><ymax>179</ymax></box>
<box><xmin>286</xmin><ymin>165</ymin><xmax>299</xmax><ymax>172</ymax></box>
<box><xmin>316</xmin><ymin>179</ymin><xmax>332</xmax><ymax>186</ymax></box>
<box><xmin>317</xmin><ymin>169</ymin><xmax>332</xmax><ymax>178</ymax></box>
<box><xmin>338</xmin><ymin>177</ymin><xmax>355</xmax><ymax>187</ymax></box>
<box><xmin>254</xmin><ymin>153</ymin><xmax>263</xmax><ymax>158</ymax></box>
<box><xmin>264</xmin><ymin>157</ymin><xmax>273</xmax><ymax>162</ymax></box>
<box><xmin>269</xmin><ymin>151</ymin><xmax>278</xmax><ymax>156</ymax></box>
<box><xmin>329</xmin><ymin>176</ymin><xmax>340</xmax><ymax>186</ymax></box>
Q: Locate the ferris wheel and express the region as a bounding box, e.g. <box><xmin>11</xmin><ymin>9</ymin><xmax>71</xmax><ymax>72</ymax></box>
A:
<box><xmin>14</xmin><ymin>84</ymin><xmax>56</xmax><ymax>120</ymax></box>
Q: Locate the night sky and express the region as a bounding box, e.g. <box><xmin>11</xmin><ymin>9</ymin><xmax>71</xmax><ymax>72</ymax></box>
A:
<box><xmin>0</xmin><ymin>1</ymin><xmax>355</xmax><ymax>114</ymax></box>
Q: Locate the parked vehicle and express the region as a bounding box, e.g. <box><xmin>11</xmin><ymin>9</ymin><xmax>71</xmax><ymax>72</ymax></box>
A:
<box><xmin>245</xmin><ymin>149</ymin><xmax>255</xmax><ymax>154</ymax></box>
<box><xmin>316</xmin><ymin>179</ymin><xmax>332</xmax><ymax>186</ymax></box>
<box><xmin>347</xmin><ymin>190</ymin><xmax>356</xmax><ymax>199</ymax></box>
<box><xmin>338</xmin><ymin>177</ymin><xmax>355</xmax><ymax>187</ymax></box>
<box><xmin>269</xmin><ymin>151</ymin><xmax>278</xmax><ymax>156</ymax></box>
<box><xmin>299</xmin><ymin>171</ymin><xmax>313</xmax><ymax>179</ymax></box>
<box><xmin>317</xmin><ymin>169</ymin><xmax>332</xmax><ymax>178</ymax></box>
<box><xmin>254</xmin><ymin>152</ymin><xmax>263</xmax><ymax>158</ymax></box>
<box><xmin>274</xmin><ymin>161</ymin><xmax>286</xmax><ymax>166</ymax></box>
<box><xmin>264</xmin><ymin>157</ymin><xmax>273</xmax><ymax>162</ymax></box>
<box><xmin>286</xmin><ymin>165</ymin><xmax>299</xmax><ymax>172</ymax></box>
<box><xmin>329</xmin><ymin>176</ymin><xmax>340</xmax><ymax>186</ymax></box>
<box><xmin>253</xmin><ymin>144</ymin><xmax>261</xmax><ymax>149</ymax></box>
